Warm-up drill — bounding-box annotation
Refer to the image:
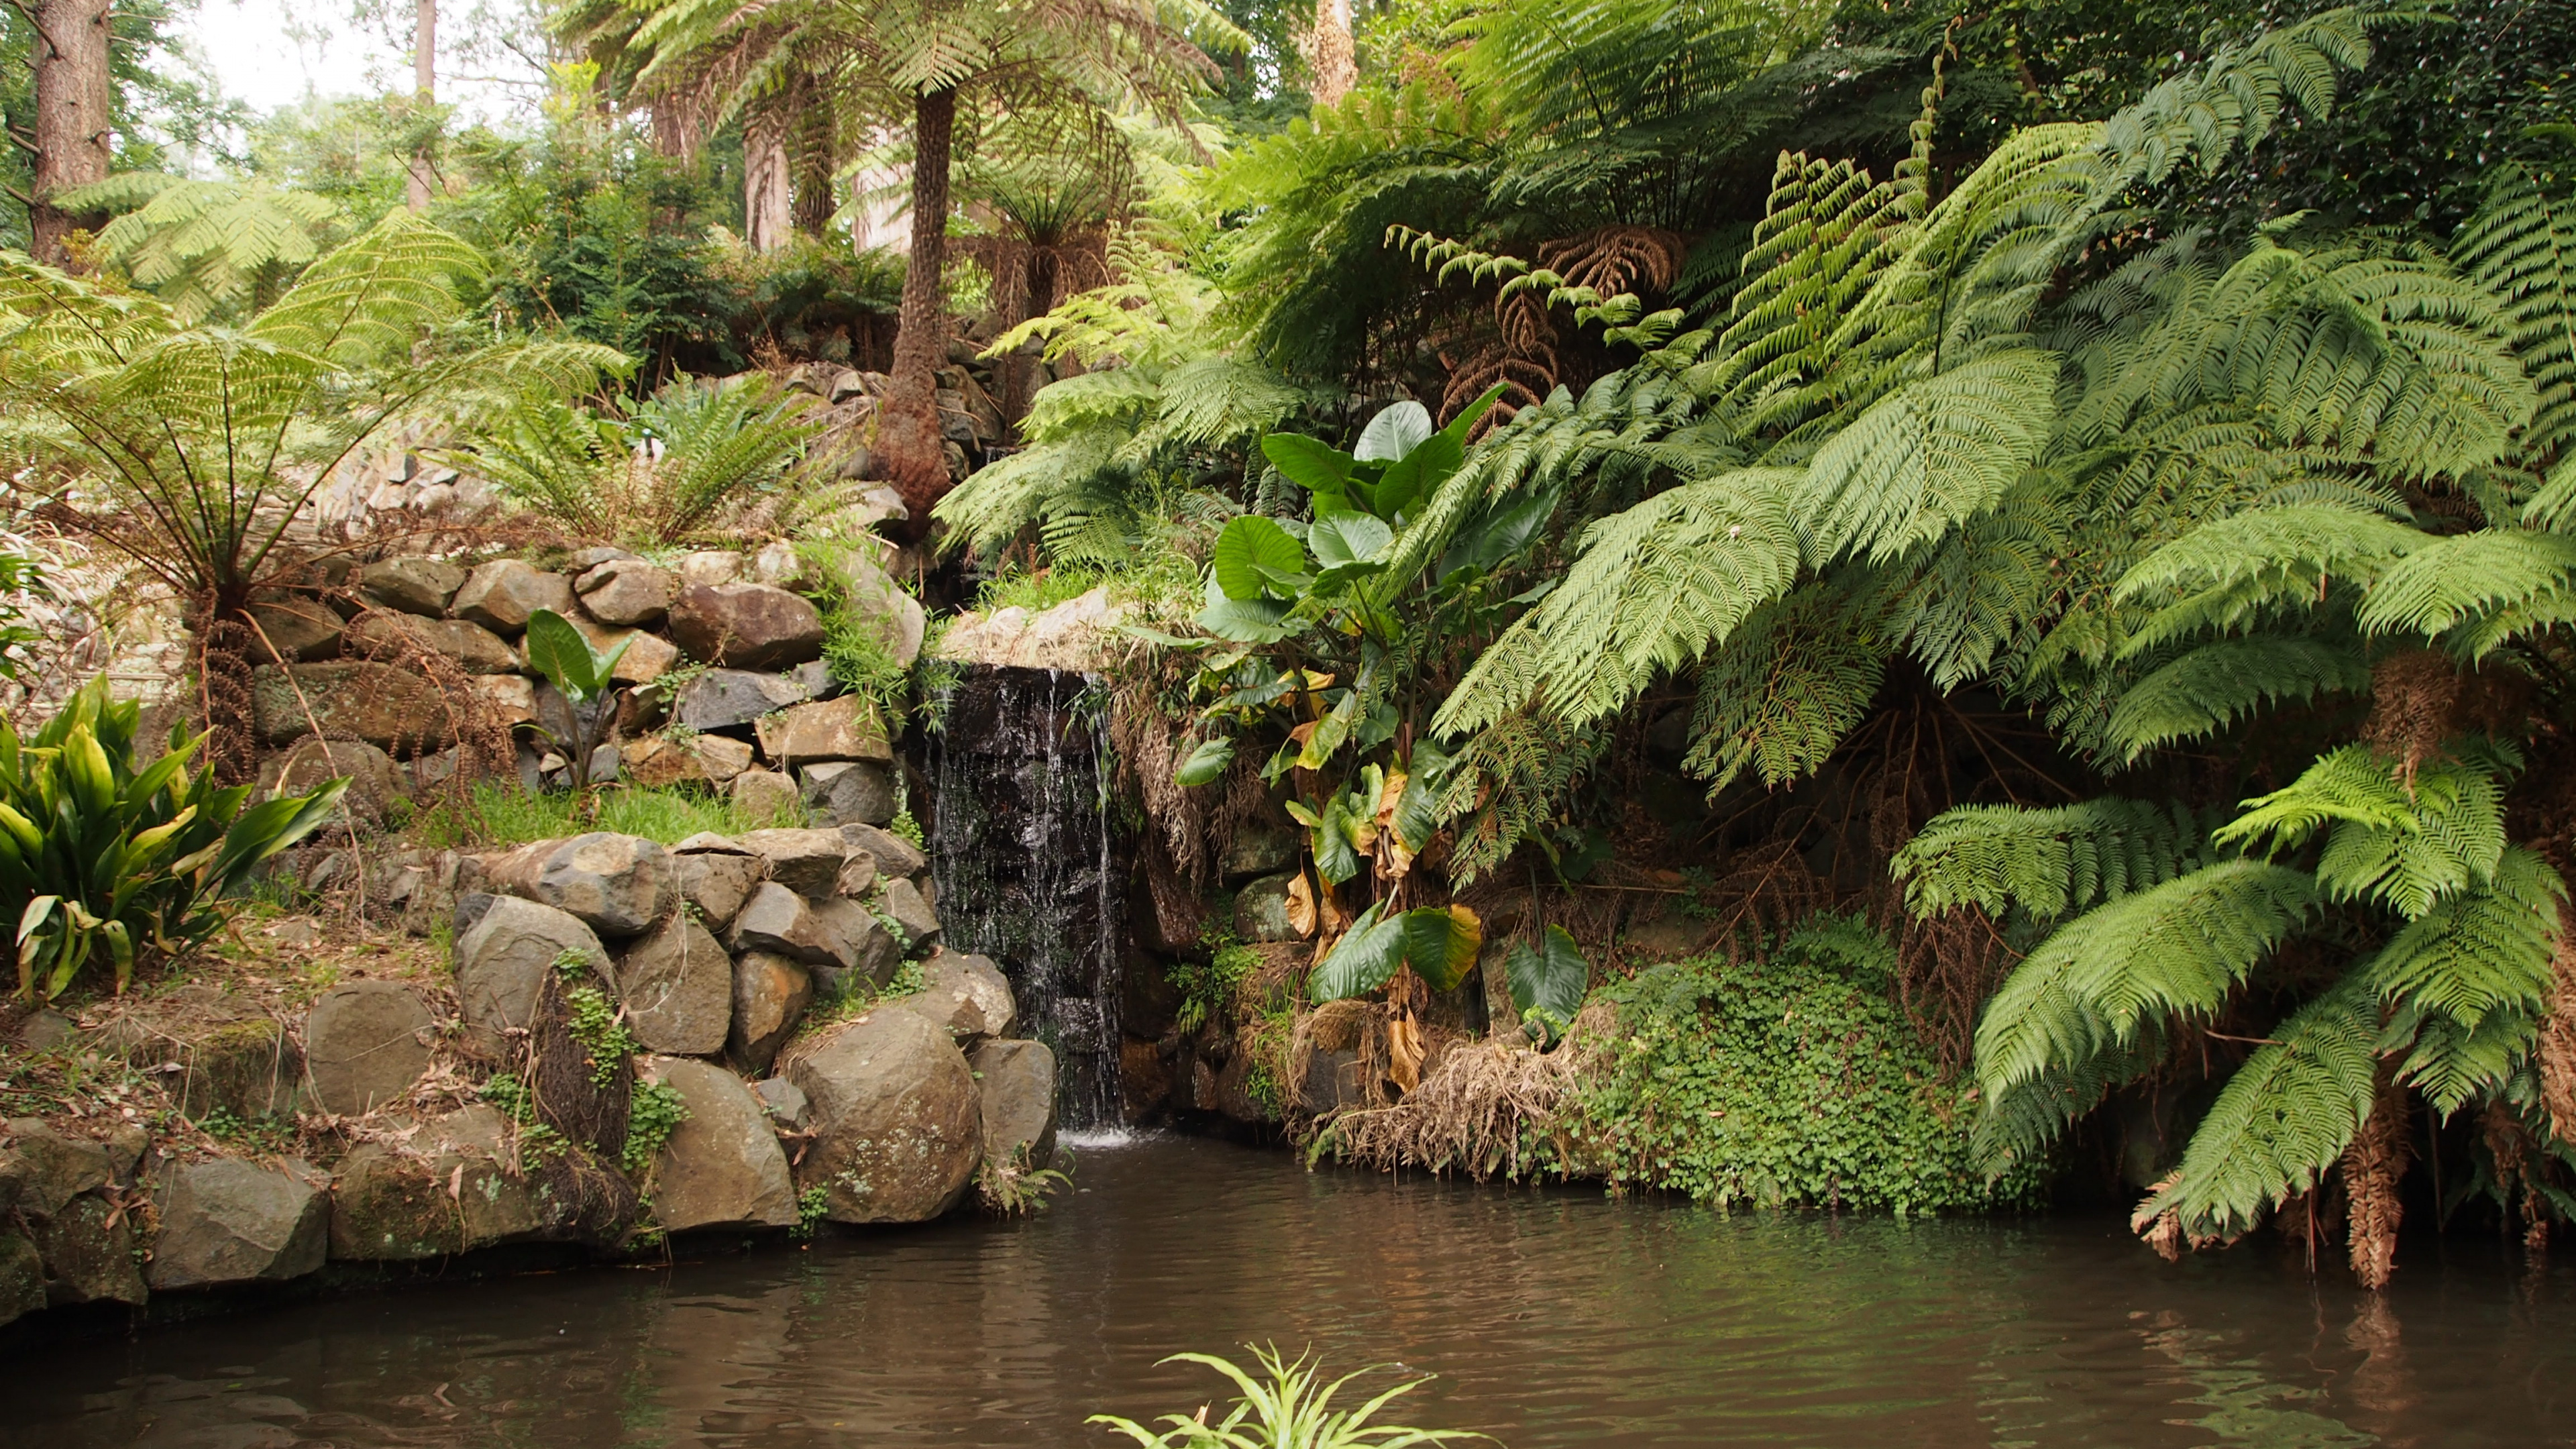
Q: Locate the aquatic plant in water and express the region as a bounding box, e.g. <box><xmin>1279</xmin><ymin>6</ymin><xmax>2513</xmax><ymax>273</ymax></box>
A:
<box><xmin>1091</xmin><ymin>1346</ymin><xmax>1490</xmax><ymax>1448</ymax></box>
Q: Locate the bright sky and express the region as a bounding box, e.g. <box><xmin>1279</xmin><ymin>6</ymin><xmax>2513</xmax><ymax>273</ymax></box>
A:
<box><xmin>184</xmin><ymin>0</ymin><xmax>547</xmax><ymax>128</ymax></box>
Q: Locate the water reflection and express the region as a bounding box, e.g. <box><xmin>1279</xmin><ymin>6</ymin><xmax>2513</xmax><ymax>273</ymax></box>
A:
<box><xmin>5</xmin><ymin>1136</ymin><xmax>2573</xmax><ymax>1448</ymax></box>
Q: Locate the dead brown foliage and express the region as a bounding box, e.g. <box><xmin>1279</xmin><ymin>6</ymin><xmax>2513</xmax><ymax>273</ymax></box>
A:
<box><xmin>2343</xmin><ymin>1066</ymin><xmax>2413</xmax><ymax>1289</ymax></box>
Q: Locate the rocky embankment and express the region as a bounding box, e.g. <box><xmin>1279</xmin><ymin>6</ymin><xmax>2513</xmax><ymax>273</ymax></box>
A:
<box><xmin>0</xmin><ymin>823</ymin><xmax>1056</xmax><ymax>1332</ymax></box>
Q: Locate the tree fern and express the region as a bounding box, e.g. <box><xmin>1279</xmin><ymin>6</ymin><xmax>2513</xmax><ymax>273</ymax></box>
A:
<box><xmin>2105</xmin><ymin>634</ymin><xmax>2371</xmax><ymax>759</ymax></box>
<box><xmin>51</xmin><ymin>175</ymin><xmax>345</xmax><ymax>323</ymax></box>
<box><xmin>1680</xmin><ymin>579</ymin><xmax>1889</xmax><ymax>792</ymax></box>
<box><xmin>2362</xmin><ymin>844</ymin><xmax>2563</xmax><ymax>1067</ymax></box>
<box><xmin>2223</xmin><ymin>742</ymin><xmax>2514</xmax><ymax>918</ymax></box>
<box><xmin>2133</xmin><ymin>977</ymin><xmax>2380</xmax><ymax>1240</ymax></box>
<box><xmin>2455</xmin><ymin>157</ymin><xmax>2576</xmax><ymax>484</ymax></box>
<box><xmin>1430</xmin><ymin>468</ymin><xmax>1801</xmax><ymax>737</ymax></box>
<box><xmin>1974</xmin><ymin>859</ymin><xmax>2320</xmax><ymax>1107</ymax></box>
<box><xmin>2112</xmin><ymin>504</ymin><xmax>2422</xmax><ymax>653</ymax></box>
<box><xmin>1897</xmin><ymin>797</ymin><xmax>2220</xmax><ymax>922</ymax></box>
<box><xmin>2353</xmin><ymin>527</ymin><xmax>2576</xmax><ymax>640</ymax></box>
<box><xmin>1791</xmin><ymin>350</ymin><xmax>2061</xmax><ymax>566</ymax></box>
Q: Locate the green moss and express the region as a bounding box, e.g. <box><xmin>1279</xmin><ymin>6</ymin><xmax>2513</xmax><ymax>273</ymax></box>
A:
<box><xmin>409</xmin><ymin>781</ymin><xmax>806</xmax><ymax>850</ymax></box>
<box><xmin>1566</xmin><ymin>915</ymin><xmax>2044</xmax><ymax>1216</ymax></box>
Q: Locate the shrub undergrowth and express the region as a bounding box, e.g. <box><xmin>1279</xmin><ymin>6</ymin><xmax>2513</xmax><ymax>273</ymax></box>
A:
<box><xmin>411</xmin><ymin>781</ymin><xmax>805</xmax><ymax>849</ymax></box>
<box><xmin>1567</xmin><ymin>916</ymin><xmax>2042</xmax><ymax>1216</ymax></box>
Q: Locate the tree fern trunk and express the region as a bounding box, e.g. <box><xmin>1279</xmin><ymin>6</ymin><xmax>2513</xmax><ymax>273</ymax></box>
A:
<box><xmin>407</xmin><ymin>0</ymin><xmax>437</xmax><ymax>213</ymax></box>
<box><xmin>744</xmin><ymin>108</ymin><xmax>794</xmax><ymax>254</ymax></box>
<box><xmin>2342</xmin><ymin>1067</ymin><xmax>2412</xmax><ymax>1290</ymax></box>
<box><xmin>1308</xmin><ymin>0</ymin><xmax>1355</xmax><ymax>107</ymax></box>
<box><xmin>29</xmin><ymin>0</ymin><xmax>113</xmax><ymax>267</ymax></box>
<box><xmin>2538</xmin><ymin>910</ymin><xmax>2576</xmax><ymax>1142</ymax></box>
<box><xmin>878</xmin><ymin>85</ymin><xmax>957</xmax><ymax>542</ymax></box>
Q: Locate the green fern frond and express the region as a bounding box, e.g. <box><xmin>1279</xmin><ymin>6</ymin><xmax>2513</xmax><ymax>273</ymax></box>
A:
<box><xmin>2105</xmin><ymin>634</ymin><xmax>2371</xmax><ymax>759</ymax></box>
<box><xmin>1680</xmin><ymin>579</ymin><xmax>1890</xmax><ymax>793</ymax></box>
<box><xmin>1974</xmin><ymin>859</ymin><xmax>2319</xmax><ymax>1106</ymax></box>
<box><xmin>2354</xmin><ymin>527</ymin><xmax>2576</xmax><ymax>640</ymax></box>
<box><xmin>2393</xmin><ymin>1007</ymin><xmax>2537</xmax><ymax>1120</ymax></box>
<box><xmin>2456</xmin><ymin>158</ymin><xmax>2576</xmax><ymax>482</ymax></box>
<box><xmin>1432</xmin><ymin>469</ymin><xmax>1801</xmax><ymax>738</ymax></box>
<box><xmin>2363</xmin><ymin>844</ymin><xmax>2563</xmax><ymax>1033</ymax></box>
<box><xmin>1792</xmin><ymin>350</ymin><xmax>2061</xmax><ymax>566</ymax></box>
<box><xmin>2220</xmin><ymin>743</ymin><xmax>2514</xmax><ymax>917</ymax></box>
<box><xmin>2135</xmin><ymin>976</ymin><xmax>2379</xmax><ymax>1240</ymax></box>
<box><xmin>2112</xmin><ymin>504</ymin><xmax>2421</xmax><ymax>654</ymax></box>
<box><xmin>1898</xmin><ymin>797</ymin><xmax>2220</xmax><ymax>922</ymax></box>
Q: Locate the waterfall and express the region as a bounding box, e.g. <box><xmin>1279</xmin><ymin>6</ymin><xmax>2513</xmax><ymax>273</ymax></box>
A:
<box><xmin>925</xmin><ymin>664</ymin><xmax>1124</xmax><ymax>1128</ymax></box>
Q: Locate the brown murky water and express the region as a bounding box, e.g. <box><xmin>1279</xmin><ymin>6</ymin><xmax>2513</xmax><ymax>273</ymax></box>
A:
<box><xmin>3</xmin><ymin>1132</ymin><xmax>2571</xmax><ymax>1447</ymax></box>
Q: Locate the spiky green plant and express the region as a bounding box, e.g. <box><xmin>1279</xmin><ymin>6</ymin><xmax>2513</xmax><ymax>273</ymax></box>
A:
<box><xmin>50</xmin><ymin>174</ymin><xmax>347</xmax><ymax>321</ymax></box>
<box><xmin>1090</xmin><ymin>1346</ymin><xmax>1489</xmax><ymax>1449</ymax></box>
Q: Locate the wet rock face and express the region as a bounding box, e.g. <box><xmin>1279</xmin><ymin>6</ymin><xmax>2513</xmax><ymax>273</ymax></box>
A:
<box><xmin>787</xmin><ymin>1009</ymin><xmax>982</xmax><ymax>1224</ymax></box>
<box><xmin>453</xmin><ymin>896</ymin><xmax>611</xmax><ymax>1059</ymax></box>
<box><xmin>639</xmin><ymin>1059</ymin><xmax>798</xmax><ymax>1232</ymax></box>
<box><xmin>148</xmin><ymin>1159</ymin><xmax>329</xmax><ymax>1290</ymax></box>
<box><xmin>971</xmin><ymin>1038</ymin><xmax>1058</xmax><ymax>1171</ymax></box>
<box><xmin>303</xmin><ymin>981</ymin><xmax>435</xmax><ymax>1115</ymax></box>
<box><xmin>616</xmin><ymin>914</ymin><xmax>733</xmax><ymax>1057</ymax></box>
<box><xmin>667</xmin><ymin>583</ymin><xmax>826</xmax><ymax>670</ymax></box>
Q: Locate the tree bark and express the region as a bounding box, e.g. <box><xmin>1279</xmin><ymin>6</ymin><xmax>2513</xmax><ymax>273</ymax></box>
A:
<box><xmin>1309</xmin><ymin>0</ymin><xmax>1356</xmax><ymax>107</ymax></box>
<box><xmin>407</xmin><ymin>0</ymin><xmax>437</xmax><ymax>211</ymax></box>
<box><xmin>743</xmin><ymin>108</ymin><xmax>793</xmax><ymax>254</ymax></box>
<box><xmin>29</xmin><ymin>0</ymin><xmax>113</xmax><ymax>267</ymax></box>
<box><xmin>877</xmin><ymin>85</ymin><xmax>957</xmax><ymax>541</ymax></box>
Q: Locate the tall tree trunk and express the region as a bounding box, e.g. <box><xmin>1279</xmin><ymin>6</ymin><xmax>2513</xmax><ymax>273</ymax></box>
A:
<box><xmin>29</xmin><ymin>0</ymin><xmax>113</xmax><ymax>267</ymax></box>
<box><xmin>1309</xmin><ymin>0</ymin><xmax>1356</xmax><ymax>107</ymax></box>
<box><xmin>647</xmin><ymin>95</ymin><xmax>701</xmax><ymax>158</ymax></box>
<box><xmin>877</xmin><ymin>86</ymin><xmax>955</xmax><ymax>541</ymax></box>
<box><xmin>743</xmin><ymin>108</ymin><xmax>793</xmax><ymax>254</ymax></box>
<box><xmin>407</xmin><ymin>0</ymin><xmax>436</xmax><ymax>211</ymax></box>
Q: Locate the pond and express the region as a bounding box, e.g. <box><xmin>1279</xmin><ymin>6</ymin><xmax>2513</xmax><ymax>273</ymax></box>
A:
<box><xmin>5</xmin><ymin>1134</ymin><xmax>2571</xmax><ymax>1448</ymax></box>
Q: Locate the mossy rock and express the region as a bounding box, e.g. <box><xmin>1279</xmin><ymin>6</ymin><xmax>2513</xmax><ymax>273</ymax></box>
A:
<box><xmin>327</xmin><ymin>1144</ymin><xmax>468</xmax><ymax>1261</ymax></box>
<box><xmin>0</xmin><ymin>1234</ymin><xmax>44</xmax><ymax>1328</ymax></box>
<box><xmin>178</xmin><ymin>1018</ymin><xmax>305</xmax><ymax>1122</ymax></box>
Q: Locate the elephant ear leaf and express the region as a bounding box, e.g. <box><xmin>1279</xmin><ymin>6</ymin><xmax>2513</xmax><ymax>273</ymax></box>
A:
<box><xmin>525</xmin><ymin>608</ymin><xmax>619</xmax><ymax>700</ymax></box>
<box><xmin>1263</xmin><ymin>433</ymin><xmax>1356</xmax><ymax>502</ymax></box>
<box><xmin>1310</xmin><ymin>903</ymin><xmax>1406</xmax><ymax>1002</ymax></box>
<box><xmin>1399</xmin><ymin>904</ymin><xmax>1483</xmax><ymax>991</ymax></box>
<box><xmin>1507</xmin><ymin>924</ymin><xmax>1590</xmax><ymax>1045</ymax></box>
<box><xmin>1174</xmin><ymin>737</ymin><xmax>1234</xmax><ymax>787</ymax></box>
<box><xmin>1212</xmin><ymin>515</ymin><xmax>1309</xmax><ymax>601</ymax></box>
<box><xmin>1355</xmin><ymin>399</ymin><xmax>1434</xmax><ymax>462</ymax></box>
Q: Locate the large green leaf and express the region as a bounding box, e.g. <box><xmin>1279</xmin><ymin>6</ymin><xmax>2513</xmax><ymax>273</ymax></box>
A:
<box><xmin>1370</xmin><ymin>432</ymin><xmax>1463</xmax><ymax>523</ymax></box>
<box><xmin>1507</xmin><ymin>924</ymin><xmax>1590</xmax><ymax>1044</ymax></box>
<box><xmin>1174</xmin><ymin>737</ymin><xmax>1235</xmax><ymax>787</ymax></box>
<box><xmin>1262</xmin><ymin>433</ymin><xmax>1356</xmax><ymax>499</ymax></box>
<box><xmin>523</xmin><ymin>608</ymin><xmax>621</xmax><ymax>701</ymax></box>
<box><xmin>1309</xmin><ymin>512</ymin><xmax>1393</xmax><ymax>571</ymax></box>
<box><xmin>1194</xmin><ymin>574</ymin><xmax>1295</xmax><ymax>643</ymax></box>
<box><xmin>1310</xmin><ymin>903</ymin><xmax>1406</xmax><ymax>1001</ymax></box>
<box><xmin>1211</xmin><ymin>515</ymin><xmax>1309</xmax><ymax>601</ymax></box>
<box><xmin>1399</xmin><ymin>904</ymin><xmax>1483</xmax><ymax>991</ymax></box>
<box><xmin>1354</xmin><ymin>399</ymin><xmax>1434</xmax><ymax>462</ymax></box>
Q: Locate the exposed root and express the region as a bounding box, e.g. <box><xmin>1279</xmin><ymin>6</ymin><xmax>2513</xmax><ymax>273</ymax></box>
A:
<box><xmin>1307</xmin><ymin>1000</ymin><xmax>1615</xmax><ymax>1181</ymax></box>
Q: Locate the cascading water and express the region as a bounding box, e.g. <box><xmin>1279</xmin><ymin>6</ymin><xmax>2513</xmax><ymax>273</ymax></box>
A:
<box><xmin>926</xmin><ymin>664</ymin><xmax>1125</xmax><ymax>1128</ymax></box>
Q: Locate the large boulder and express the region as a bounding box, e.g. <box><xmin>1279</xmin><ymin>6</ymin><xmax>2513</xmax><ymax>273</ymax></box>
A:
<box><xmin>328</xmin><ymin>1105</ymin><xmax>631</xmax><ymax>1260</ymax></box>
<box><xmin>808</xmin><ymin>898</ymin><xmax>898</xmax><ymax>997</ymax></box>
<box><xmin>892</xmin><ymin>951</ymin><xmax>1015</xmax><ymax>1044</ymax></box>
<box><xmin>0</xmin><ymin>1236</ymin><xmax>44</xmax><ymax>1329</ymax></box>
<box><xmin>1234</xmin><ymin>873</ymin><xmax>1301</xmax><ymax>944</ymax></box>
<box><xmin>802</xmin><ymin>543</ymin><xmax>926</xmax><ymax>669</ymax></box>
<box><xmin>672</xmin><ymin>845</ymin><xmax>761</xmax><ymax>932</ymax></box>
<box><xmin>786</xmin><ymin>1009</ymin><xmax>981</xmax><ymax>1224</ymax></box>
<box><xmin>524</xmin><ymin>611</ymin><xmax>680</xmax><ymax>686</ymax></box>
<box><xmin>737</xmin><ymin>827</ymin><xmax>853</xmax><ymax>896</ymax></box>
<box><xmin>667</xmin><ymin>583</ymin><xmax>825</xmax><ymax>670</ymax></box>
<box><xmin>840</xmin><ymin>822</ymin><xmax>926</xmax><ymax>879</ymax></box>
<box><xmin>575</xmin><ymin>558</ymin><xmax>678</xmax><ymax>627</ymax></box>
<box><xmin>34</xmin><ymin>1193</ymin><xmax>146</xmax><ymax>1305</ymax></box>
<box><xmin>621</xmin><ymin>733</ymin><xmax>754</xmax><ymax>789</ymax></box>
<box><xmin>675</xmin><ymin>668</ymin><xmax>809</xmax><ymax>731</ymax></box>
<box><xmin>727</xmin><ymin>951</ymin><xmax>812</xmax><ymax>1075</ymax></box>
<box><xmin>453</xmin><ymin>896</ymin><xmax>610</xmax><ymax>1059</ymax></box>
<box><xmin>174</xmin><ymin>1017</ymin><xmax>305</xmax><ymax>1122</ymax></box>
<box><xmin>3</xmin><ymin>1120</ymin><xmax>110</xmax><ymax>1217</ymax></box>
<box><xmin>451</xmin><ymin>559</ymin><xmax>574</xmax><ymax>635</ymax></box>
<box><xmin>616</xmin><ymin>914</ymin><xmax>733</xmax><ymax>1057</ymax></box>
<box><xmin>148</xmin><ymin>1159</ymin><xmax>329</xmax><ymax>1290</ymax></box>
<box><xmin>468</xmin><ymin>673</ymin><xmax>538</xmax><ymax>729</ymax></box>
<box><xmin>755</xmin><ymin>696</ymin><xmax>892</xmax><ymax>767</ymax></box>
<box><xmin>877</xmin><ymin>876</ymin><xmax>941</xmax><ymax>953</ymax></box>
<box><xmin>327</xmin><ymin>1141</ymin><xmax>465</xmax><ymax>1260</ymax></box>
<box><xmin>480</xmin><ymin>833</ymin><xmax>673</xmax><ymax>936</ymax></box>
<box><xmin>676</xmin><ymin>550</ymin><xmax>742</xmax><ymax>588</ymax></box>
<box><xmin>252</xmin><ymin>662</ymin><xmax>454</xmax><ymax>752</ymax></box>
<box><xmin>800</xmin><ymin>761</ymin><xmax>896</xmax><ymax>826</ymax></box>
<box><xmin>728</xmin><ymin>883</ymin><xmax>853</xmax><ymax>970</ymax></box>
<box><xmin>729</xmin><ymin>768</ymin><xmax>802</xmax><ymax>822</ymax></box>
<box><xmin>971</xmin><ymin>1038</ymin><xmax>1058</xmax><ymax>1171</ymax></box>
<box><xmin>344</xmin><ymin>611</ymin><xmax>519</xmax><ymax>674</ymax></box>
<box><xmin>638</xmin><ymin>1059</ymin><xmax>798</xmax><ymax>1232</ymax></box>
<box><xmin>360</xmin><ymin>556</ymin><xmax>468</xmax><ymax>616</ymax></box>
<box><xmin>249</xmin><ymin>598</ymin><xmax>344</xmax><ymax>663</ymax></box>
<box><xmin>304</xmin><ymin>981</ymin><xmax>435</xmax><ymax>1115</ymax></box>
<box><xmin>263</xmin><ymin>737</ymin><xmax>405</xmax><ymax>829</ymax></box>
